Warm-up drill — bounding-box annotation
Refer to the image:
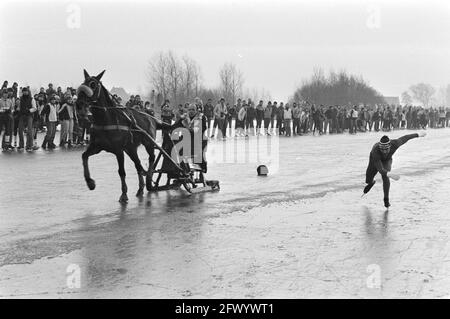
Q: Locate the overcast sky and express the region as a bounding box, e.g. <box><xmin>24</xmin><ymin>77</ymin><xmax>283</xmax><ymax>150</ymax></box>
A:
<box><xmin>1</xmin><ymin>0</ymin><xmax>449</xmax><ymax>101</ymax></box>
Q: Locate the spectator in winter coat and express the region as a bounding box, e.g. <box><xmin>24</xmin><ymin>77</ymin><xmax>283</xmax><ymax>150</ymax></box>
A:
<box><xmin>0</xmin><ymin>90</ymin><xmax>14</xmax><ymax>150</ymax></box>
<box><xmin>275</xmin><ymin>102</ymin><xmax>284</xmax><ymax>135</ymax></box>
<box><xmin>292</xmin><ymin>103</ymin><xmax>301</xmax><ymax>135</ymax></box>
<box><xmin>58</xmin><ymin>95</ymin><xmax>77</xmax><ymax>147</ymax></box>
<box><xmin>41</xmin><ymin>95</ymin><xmax>59</xmax><ymax>149</ymax></box>
<box><xmin>46</xmin><ymin>83</ymin><xmax>56</xmax><ymax>99</ymax></box>
<box><xmin>203</xmin><ymin>99</ymin><xmax>214</xmax><ymax>135</ymax></box>
<box><xmin>212</xmin><ymin>98</ymin><xmax>227</xmax><ymax>139</ymax></box>
<box><xmin>263</xmin><ymin>101</ymin><xmax>273</xmax><ymax>135</ymax></box>
<box><xmin>17</xmin><ymin>87</ymin><xmax>37</xmax><ymax>150</ymax></box>
<box><xmin>283</xmin><ymin>103</ymin><xmax>292</xmax><ymax>137</ymax></box>
<box><xmin>246</xmin><ymin>102</ymin><xmax>256</xmax><ymax>136</ymax></box>
<box><xmin>255</xmin><ymin>100</ymin><xmax>264</xmax><ymax>135</ymax></box>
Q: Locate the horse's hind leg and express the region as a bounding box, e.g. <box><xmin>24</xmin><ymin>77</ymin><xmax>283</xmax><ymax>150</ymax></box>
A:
<box><xmin>125</xmin><ymin>146</ymin><xmax>146</xmax><ymax>197</ymax></box>
<box><xmin>116</xmin><ymin>151</ymin><xmax>129</xmax><ymax>203</ymax></box>
<box><xmin>82</xmin><ymin>143</ymin><xmax>102</xmax><ymax>190</ymax></box>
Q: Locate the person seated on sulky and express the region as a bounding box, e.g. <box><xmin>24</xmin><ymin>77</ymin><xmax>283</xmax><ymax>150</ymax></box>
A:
<box><xmin>171</xmin><ymin>103</ymin><xmax>208</xmax><ymax>173</ymax></box>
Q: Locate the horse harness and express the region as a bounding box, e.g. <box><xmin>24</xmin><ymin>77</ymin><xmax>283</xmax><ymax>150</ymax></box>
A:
<box><xmin>90</xmin><ymin>105</ymin><xmax>143</xmax><ymax>143</ymax></box>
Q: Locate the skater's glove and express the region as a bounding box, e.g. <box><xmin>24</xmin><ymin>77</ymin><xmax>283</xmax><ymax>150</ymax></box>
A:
<box><xmin>418</xmin><ymin>132</ymin><xmax>427</xmax><ymax>138</ymax></box>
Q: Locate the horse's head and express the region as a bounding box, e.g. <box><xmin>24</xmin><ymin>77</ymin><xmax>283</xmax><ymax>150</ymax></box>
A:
<box><xmin>77</xmin><ymin>69</ymin><xmax>112</xmax><ymax>108</ymax></box>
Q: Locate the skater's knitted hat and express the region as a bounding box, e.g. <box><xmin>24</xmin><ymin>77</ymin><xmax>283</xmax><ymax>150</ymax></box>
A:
<box><xmin>379</xmin><ymin>135</ymin><xmax>391</xmax><ymax>149</ymax></box>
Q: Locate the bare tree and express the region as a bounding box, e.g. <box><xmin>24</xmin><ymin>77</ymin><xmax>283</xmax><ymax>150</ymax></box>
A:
<box><xmin>409</xmin><ymin>83</ymin><xmax>435</xmax><ymax>107</ymax></box>
<box><xmin>147</xmin><ymin>52</ymin><xmax>170</xmax><ymax>102</ymax></box>
<box><xmin>148</xmin><ymin>51</ymin><xmax>204</xmax><ymax>106</ymax></box>
<box><xmin>401</xmin><ymin>91</ymin><xmax>412</xmax><ymax>105</ymax></box>
<box><xmin>166</xmin><ymin>51</ymin><xmax>182</xmax><ymax>105</ymax></box>
<box><xmin>219</xmin><ymin>62</ymin><xmax>244</xmax><ymax>105</ymax></box>
<box><xmin>181</xmin><ymin>55</ymin><xmax>202</xmax><ymax>102</ymax></box>
<box><xmin>434</xmin><ymin>84</ymin><xmax>450</xmax><ymax>106</ymax></box>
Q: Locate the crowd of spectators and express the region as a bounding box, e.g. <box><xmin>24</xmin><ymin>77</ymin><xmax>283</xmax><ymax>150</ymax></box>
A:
<box><xmin>133</xmin><ymin>96</ymin><xmax>450</xmax><ymax>140</ymax></box>
<box><xmin>1</xmin><ymin>79</ymin><xmax>449</xmax><ymax>152</ymax></box>
<box><xmin>0</xmin><ymin>81</ymin><xmax>90</xmax><ymax>151</ymax></box>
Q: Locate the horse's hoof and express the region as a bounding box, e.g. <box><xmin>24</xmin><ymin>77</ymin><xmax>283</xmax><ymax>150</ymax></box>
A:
<box><xmin>136</xmin><ymin>189</ymin><xmax>144</xmax><ymax>197</ymax></box>
<box><xmin>119</xmin><ymin>194</ymin><xmax>129</xmax><ymax>203</ymax></box>
<box><xmin>87</xmin><ymin>179</ymin><xmax>96</xmax><ymax>190</ymax></box>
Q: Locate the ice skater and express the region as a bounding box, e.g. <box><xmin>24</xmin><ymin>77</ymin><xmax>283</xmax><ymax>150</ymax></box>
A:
<box><xmin>363</xmin><ymin>132</ymin><xmax>426</xmax><ymax>208</ymax></box>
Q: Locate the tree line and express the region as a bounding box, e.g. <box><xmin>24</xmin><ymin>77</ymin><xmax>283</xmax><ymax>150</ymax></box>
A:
<box><xmin>147</xmin><ymin>52</ymin><xmax>448</xmax><ymax>108</ymax></box>
<box><xmin>292</xmin><ymin>68</ymin><xmax>385</xmax><ymax>107</ymax></box>
<box><xmin>147</xmin><ymin>51</ymin><xmax>270</xmax><ymax>107</ymax></box>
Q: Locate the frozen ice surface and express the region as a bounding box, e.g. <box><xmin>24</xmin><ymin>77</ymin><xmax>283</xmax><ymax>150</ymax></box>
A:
<box><xmin>0</xmin><ymin>129</ymin><xmax>449</xmax><ymax>298</ymax></box>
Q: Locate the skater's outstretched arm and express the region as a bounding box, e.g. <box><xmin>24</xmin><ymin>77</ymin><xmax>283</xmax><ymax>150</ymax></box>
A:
<box><xmin>392</xmin><ymin>132</ymin><xmax>425</xmax><ymax>147</ymax></box>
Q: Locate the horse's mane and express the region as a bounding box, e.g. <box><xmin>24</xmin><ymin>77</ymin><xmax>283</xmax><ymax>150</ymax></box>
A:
<box><xmin>100</xmin><ymin>84</ymin><xmax>116</xmax><ymax>108</ymax></box>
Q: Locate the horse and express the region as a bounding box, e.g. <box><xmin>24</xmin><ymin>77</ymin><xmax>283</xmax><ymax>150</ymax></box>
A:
<box><xmin>76</xmin><ymin>69</ymin><xmax>167</xmax><ymax>202</ymax></box>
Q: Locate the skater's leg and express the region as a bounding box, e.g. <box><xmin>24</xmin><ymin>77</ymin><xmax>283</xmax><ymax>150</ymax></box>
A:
<box><xmin>364</xmin><ymin>160</ymin><xmax>378</xmax><ymax>194</ymax></box>
<box><xmin>381</xmin><ymin>159</ymin><xmax>392</xmax><ymax>207</ymax></box>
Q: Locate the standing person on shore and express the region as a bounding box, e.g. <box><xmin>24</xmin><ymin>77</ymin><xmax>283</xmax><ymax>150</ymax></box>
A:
<box><xmin>323</xmin><ymin>106</ymin><xmax>331</xmax><ymax>134</ymax></box>
<box><xmin>46</xmin><ymin>83</ymin><xmax>56</xmax><ymax>99</ymax></box>
<box><xmin>270</xmin><ymin>101</ymin><xmax>277</xmax><ymax>135</ymax></box>
<box><xmin>301</xmin><ymin>107</ymin><xmax>309</xmax><ymax>134</ymax></box>
<box><xmin>234</xmin><ymin>98</ymin><xmax>244</xmax><ymax>137</ymax></box>
<box><xmin>75</xmin><ymin>97</ymin><xmax>89</xmax><ymax>145</ymax></box>
<box><xmin>225</xmin><ymin>102</ymin><xmax>235</xmax><ymax>137</ymax></box>
<box><xmin>263</xmin><ymin>101</ymin><xmax>273</xmax><ymax>136</ymax></box>
<box><xmin>0</xmin><ymin>90</ymin><xmax>14</xmax><ymax>150</ymax></box>
<box><xmin>383</xmin><ymin>106</ymin><xmax>392</xmax><ymax>131</ymax></box>
<box><xmin>372</xmin><ymin>107</ymin><xmax>381</xmax><ymax>132</ymax></box>
<box><xmin>336</xmin><ymin>106</ymin><xmax>344</xmax><ymax>133</ymax></box>
<box><xmin>292</xmin><ymin>103</ymin><xmax>301</xmax><ymax>135</ymax></box>
<box><xmin>36</xmin><ymin>90</ymin><xmax>47</xmax><ymax>132</ymax></box>
<box><xmin>203</xmin><ymin>98</ymin><xmax>214</xmax><ymax>137</ymax></box>
<box><xmin>363</xmin><ymin>132</ymin><xmax>427</xmax><ymax>208</ymax></box>
<box><xmin>349</xmin><ymin>105</ymin><xmax>358</xmax><ymax>134</ymax></box>
<box><xmin>203</xmin><ymin>99</ymin><xmax>214</xmax><ymax>136</ymax></box>
<box><xmin>406</xmin><ymin>106</ymin><xmax>412</xmax><ymax>129</ymax></box>
<box><xmin>401</xmin><ymin>109</ymin><xmax>407</xmax><ymax>129</ymax></box>
<box><xmin>329</xmin><ymin>105</ymin><xmax>337</xmax><ymax>134</ymax></box>
<box><xmin>246</xmin><ymin>101</ymin><xmax>256</xmax><ymax>136</ymax></box>
<box><xmin>58</xmin><ymin>95</ymin><xmax>77</xmax><ymax>147</ymax></box>
<box><xmin>212</xmin><ymin>98</ymin><xmax>227</xmax><ymax>139</ymax></box>
<box><xmin>41</xmin><ymin>95</ymin><xmax>58</xmax><ymax>149</ymax></box>
<box><xmin>221</xmin><ymin>101</ymin><xmax>229</xmax><ymax>139</ymax></box>
<box><xmin>446</xmin><ymin>107</ymin><xmax>450</xmax><ymax>127</ymax></box>
<box><xmin>17</xmin><ymin>87</ymin><xmax>37</xmax><ymax>151</ymax></box>
<box><xmin>9</xmin><ymin>89</ymin><xmax>19</xmax><ymax>148</ymax></box>
<box><xmin>255</xmin><ymin>100</ymin><xmax>264</xmax><ymax>136</ymax></box>
<box><xmin>439</xmin><ymin>107</ymin><xmax>446</xmax><ymax>128</ymax></box>
<box><xmin>367</xmin><ymin>107</ymin><xmax>374</xmax><ymax>131</ymax></box>
<box><xmin>283</xmin><ymin>103</ymin><xmax>292</xmax><ymax>137</ymax></box>
<box><xmin>275</xmin><ymin>102</ymin><xmax>284</xmax><ymax>135</ymax></box>
<box><xmin>312</xmin><ymin>105</ymin><xmax>322</xmax><ymax>135</ymax></box>
<box><xmin>237</xmin><ymin>102</ymin><xmax>247</xmax><ymax>137</ymax></box>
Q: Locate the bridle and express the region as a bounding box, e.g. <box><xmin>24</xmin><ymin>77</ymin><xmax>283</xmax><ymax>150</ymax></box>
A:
<box><xmin>87</xmin><ymin>79</ymin><xmax>103</xmax><ymax>105</ymax></box>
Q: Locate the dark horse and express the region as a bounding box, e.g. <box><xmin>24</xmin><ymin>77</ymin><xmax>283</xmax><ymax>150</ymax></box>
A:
<box><xmin>77</xmin><ymin>69</ymin><xmax>167</xmax><ymax>202</ymax></box>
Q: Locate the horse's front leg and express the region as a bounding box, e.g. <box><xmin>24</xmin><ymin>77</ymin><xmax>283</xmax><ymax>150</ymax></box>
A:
<box><xmin>125</xmin><ymin>146</ymin><xmax>146</xmax><ymax>197</ymax></box>
<box><xmin>116</xmin><ymin>151</ymin><xmax>129</xmax><ymax>203</ymax></box>
<box><xmin>82</xmin><ymin>143</ymin><xmax>101</xmax><ymax>190</ymax></box>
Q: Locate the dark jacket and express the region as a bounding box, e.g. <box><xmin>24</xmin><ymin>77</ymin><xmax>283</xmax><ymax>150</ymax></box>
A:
<box><xmin>19</xmin><ymin>95</ymin><xmax>33</xmax><ymax>116</ymax></box>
